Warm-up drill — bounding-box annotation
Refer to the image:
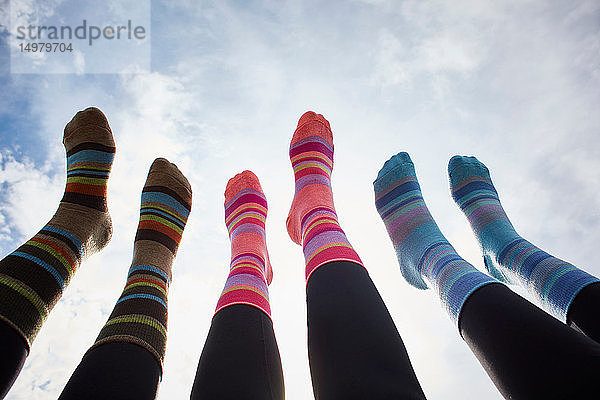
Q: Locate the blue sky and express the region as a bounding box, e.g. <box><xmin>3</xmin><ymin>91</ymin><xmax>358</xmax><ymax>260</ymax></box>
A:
<box><xmin>1</xmin><ymin>0</ymin><xmax>599</xmax><ymax>398</ymax></box>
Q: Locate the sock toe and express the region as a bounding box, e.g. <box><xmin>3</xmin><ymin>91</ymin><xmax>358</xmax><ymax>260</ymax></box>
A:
<box><xmin>225</xmin><ymin>170</ymin><xmax>273</xmax><ymax>285</ymax></box>
<box><xmin>63</xmin><ymin>107</ymin><xmax>115</xmax><ymax>151</ymax></box>
<box><xmin>291</xmin><ymin>111</ymin><xmax>333</xmax><ymax>147</ymax></box>
<box><xmin>224</xmin><ymin>170</ymin><xmax>264</xmax><ymax>205</ymax></box>
<box><xmin>448</xmin><ymin>155</ymin><xmax>491</xmax><ymax>188</ymax></box>
<box><xmin>377</xmin><ymin>151</ymin><xmax>414</xmax><ymax>177</ymax></box>
<box><xmin>146</xmin><ymin>158</ymin><xmax>193</xmax><ymax>207</ymax></box>
<box><xmin>149</xmin><ymin>157</ymin><xmax>172</xmax><ymax>173</ymax></box>
<box><xmin>448</xmin><ymin>155</ymin><xmax>486</xmax><ymax>171</ymax></box>
<box><xmin>70</xmin><ymin>107</ymin><xmax>110</xmax><ymax>128</ymax></box>
<box><xmin>297</xmin><ymin>111</ymin><xmax>331</xmax><ymax>131</ymax></box>
<box><xmin>374</xmin><ymin>152</ymin><xmax>416</xmax><ymax>193</ymax></box>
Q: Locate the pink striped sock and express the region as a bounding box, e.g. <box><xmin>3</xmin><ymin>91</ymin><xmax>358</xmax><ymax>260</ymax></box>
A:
<box><xmin>215</xmin><ymin>171</ymin><xmax>272</xmax><ymax>317</ymax></box>
<box><xmin>287</xmin><ymin>111</ymin><xmax>363</xmax><ymax>282</ymax></box>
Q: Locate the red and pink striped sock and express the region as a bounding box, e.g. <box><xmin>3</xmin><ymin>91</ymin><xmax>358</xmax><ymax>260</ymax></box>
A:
<box><xmin>215</xmin><ymin>171</ymin><xmax>272</xmax><ymax>317</ymax></box>
<box><xmin>287</xmin><ymin>111</ymin><xmax>363</xmax><ymax>282</ymax></box>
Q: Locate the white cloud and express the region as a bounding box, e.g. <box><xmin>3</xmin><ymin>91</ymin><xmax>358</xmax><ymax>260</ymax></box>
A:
<box><xmin>0</xmin><ymin>150</ymin><xmax>63</xmax><ymax>243</ymax></box>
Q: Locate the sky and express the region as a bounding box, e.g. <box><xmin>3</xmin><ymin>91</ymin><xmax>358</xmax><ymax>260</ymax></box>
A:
<box><xmin>0</xmin><ymin>0</ymin><xmax>599</xmax><ymax>398</ymax></box>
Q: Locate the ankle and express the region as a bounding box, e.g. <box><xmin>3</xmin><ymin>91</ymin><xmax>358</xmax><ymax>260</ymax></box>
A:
<box><xmin>287</xmin><ymin>184</ymin><xmax>335</xmax><ymax>245</ymax></box>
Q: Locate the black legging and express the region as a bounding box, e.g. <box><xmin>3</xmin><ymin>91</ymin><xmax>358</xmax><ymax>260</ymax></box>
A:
<box><xmin>460</xmin><ymin>283</ymin><xmax>600</xmax><ymax>399</ymax></box>
<box><xmin>0</xmin><ymin>321</ymin><xmax>27</xmax><ymax>399</ymax></box>
<box><xmin>2</xmin><ymin>268</ymin><xmax>600</xmax><ymax>399</ymax></box>
<box><xmin>191</xmin><ymin>261</ymin><xmax>426</xmax><ymax>400</ymax></box>
<box><xmin>58</xmin><ymin>342</ymin><xmax>161</xmax><ymax>400</ymax></box>
<box><xmin>191</xmin><ymin>304</ymin><xmax>285</xmax><ymax>399</ymax></box>
<box><xmin>306</xmin><ymin>261</ymin><xmax>426</xmax><ymax>399</ymax></box>
<box><xmin>568</xmin><ymin>281</ymin><xmax>600</xmax><ymax>343</ymax></box>
<box><xmin>0</xmin><ymin>320</ymin><xmax>162</xmax><ymax>400</ymax></box>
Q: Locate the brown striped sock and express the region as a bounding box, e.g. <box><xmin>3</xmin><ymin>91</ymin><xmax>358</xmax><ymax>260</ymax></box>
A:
<box><xmin>0</xmin><ymin>107</ymin><xmax>115</xmax><ymax>349</ymax></box>
<box><xmin>87</xmin><ymin>158</ymin><xmax>192</xmax><ymax>371</ymax></box>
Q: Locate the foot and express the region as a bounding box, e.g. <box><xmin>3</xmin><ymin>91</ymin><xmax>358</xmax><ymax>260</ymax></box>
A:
<box><xmin>448</xmin><ymin>155</ymin><xmax>520</xmax><ymax>263</ymax></box>
<box><xmin>374</xmin><ymin>152</ymin><xmax>435</xmax><ymax>290</ymax></box>
<box><xmin>135</xmin><ymin>157</ymin><xmax>192</xmax><ymax>264</ymax></box>
<box><xmin>0</xmin><ymin>107</ymin><xmax>116</xmax><ymax>347</ymax></box>
<box><xmin>287</xmin><ymin>111</ymin><xmax>364</xmax><ymax>281</ymax></box>
<box><xmin>52</xmin><ymin>107</ymin><xmax>116</xmax><ymax>259</ymax></box>
<box><xmin>91</xmin><ymin>157</ymin><xmax>192</xmax><ymax>367</ymax></box>
<box><xmin>374</xmin><ymin>152</ymin><xmax>498</xmax><ymax>324</ymax></box>
<box><xmin>224</xmin><ymin>170</ymin><xmax>272</xmax><ymax>285</ymax></box>
<box><xmin>286</xmin><ymin>111</ymin><xmax>335</xmax><ymax>245</ymax></box>
<box><xmin>448</xmin><ymin>155</ymin><xmax>600</xmax><ymax>321</ymax></box>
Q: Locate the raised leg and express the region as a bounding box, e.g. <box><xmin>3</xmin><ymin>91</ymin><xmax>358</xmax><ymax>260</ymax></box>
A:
<box><xmin>191</xmin><ymin>171</ymin><xmax>284</xmax><ymax>400</ymax></box>
<box><xmin>449</xmin><ymin>155</ymin><xmax>599</xmax><ymax>336</ymax></box>
<box><xmin>288</xmin><ymin>113</ymin><xmax>426</xmax><ymax>399</ymax></box>
<box><xmin>0</xmin><ymin>107</ymin><xmax>115</xmax><ymax>398</ymax></box>
<box><xmin>59</xmin><ymin>158</ymin><xmax>192</xmax><ymax>399</ymax></box>
<box><xmin>374</xmin><ymin>152</ymin><xmax>600</xmax><ymax>398</ymax></box>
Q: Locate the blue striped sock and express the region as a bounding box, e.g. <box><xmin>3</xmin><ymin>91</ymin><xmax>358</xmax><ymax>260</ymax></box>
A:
<box><xmin>374</xmin><ymin>152</ymin><xmax>498</xmax><ymax>326</ymax></box>
<box><xmin>449</xmin><ymin>155</ymin><xmax>599</xmax><ymax>321</ymax></box>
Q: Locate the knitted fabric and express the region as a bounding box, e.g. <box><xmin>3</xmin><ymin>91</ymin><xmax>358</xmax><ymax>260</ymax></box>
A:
<box><xmin>287</xmin><ymin>111</ymin><xmax>363</xmax><ymax>282</ymax></box>
<box><xmin>89</xmin><ymin>158</ymin><xmax>191</xmax><ymax>369</ymax></box>
<box><xmin>0</xmin><ymin>107</ymin><xmax>115</xmax><ymax>347</ymax></box>
<box><xmin>374</xmin><ymin>152</ymin><xmax>498</xmax><ymax>325</ymax></box>
<box><xmin>449</xmin><ymin>155</ymin><xmax>599</xmax><ymax>321</ymax></box>
<box><xmin>215</xmin><ymin>171</ymin><xmax>272</xmax><ymax>317</ymax></box>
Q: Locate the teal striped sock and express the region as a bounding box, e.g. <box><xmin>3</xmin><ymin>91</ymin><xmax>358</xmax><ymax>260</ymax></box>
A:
<box><xmin>374</xmin><ymin>152</ymin><xmax>498</xmax><ymax>325</ymax></box>
<box><xmin>449</xmin><ymin>155</ymin><xmax>599</xmax><ymax>321</ymax></box>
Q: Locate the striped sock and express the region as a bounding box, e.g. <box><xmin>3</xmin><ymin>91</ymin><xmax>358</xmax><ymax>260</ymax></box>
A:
<box><xmin>215</xmin><ymin>171</ymin><xmax>272</xmax><ymax>317</ymax></box>
<box><xmin>374</xmin><ymin>152</ymin><xmax>498</xmax><ymax>325</ymax></box>
<box><xmin>287</xmin><ymin>111</ymin><xmax>363</xmax><ymax>282</ymax></box>
<box><xmin>449</xmin><ymin>155</ymin><xmax>599</xmax><ymax>321</ymax></box>
<box><xmin>88</xmin><ymin>158</ymin><xmax>192</xmax><ymax>369</ymax></box>
<box><xmin>0</xmin><ymin>107</ymin><xmax>115</xmax><ymax>348</ymax></box>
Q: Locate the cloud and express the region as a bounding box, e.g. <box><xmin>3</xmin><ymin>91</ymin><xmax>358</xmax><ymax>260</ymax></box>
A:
<box><xmin>0</xmin><ymin>150</ymin><xmax>63</xmax><ymax>247</ymax></box>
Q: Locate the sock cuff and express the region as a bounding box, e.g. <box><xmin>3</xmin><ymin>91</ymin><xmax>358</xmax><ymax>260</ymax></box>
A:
<box><xmin>301</xmin><ymin>209</ymin><xmax>364</xmax><ymax>282</ymax></box>
<box><xmin>436</xmin><ymin>267</ymin><xmax>501</xmax><ymax>327</ymax></box>
<box><xmin>92</xmin><ymin>313</ymin><xmax>168</xmax><ymax>370</ymax></box>
<box><xmin>0</xmin><ymin>313</ymin><xmax>33</xmax><ymax>352</ymax></box>
<box><xmin>0</xmin><ymin>273</ymin><xmax>48</xmax><ymax>347</ymax></box>
<box><xmin>419</xmin><ymin>241</ymin><xmax>502</xmax><ymax>326</ymax></box>
<box><xmin>215</xmin><ymin>279</ymin><xmax>271</xmax><ymax>317</ymax></box>
<box><xmin>305</xmin><ymin>257</ymin><xmax>367</xmax><ymax>284</ymax></box>
<box><xmin>544</xmin><ymin>269</ymin><xmax>600</xmax><ymax>322</ymax></box>
<box><xmin>90</xmin><ymin>259</ymin><xmax>172</xmax><ymax>371</ymax></box>
<box><xmin>214</xmin><ymin>301</ymin><xmax>272</xmax><ymax>320</ymax></box>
